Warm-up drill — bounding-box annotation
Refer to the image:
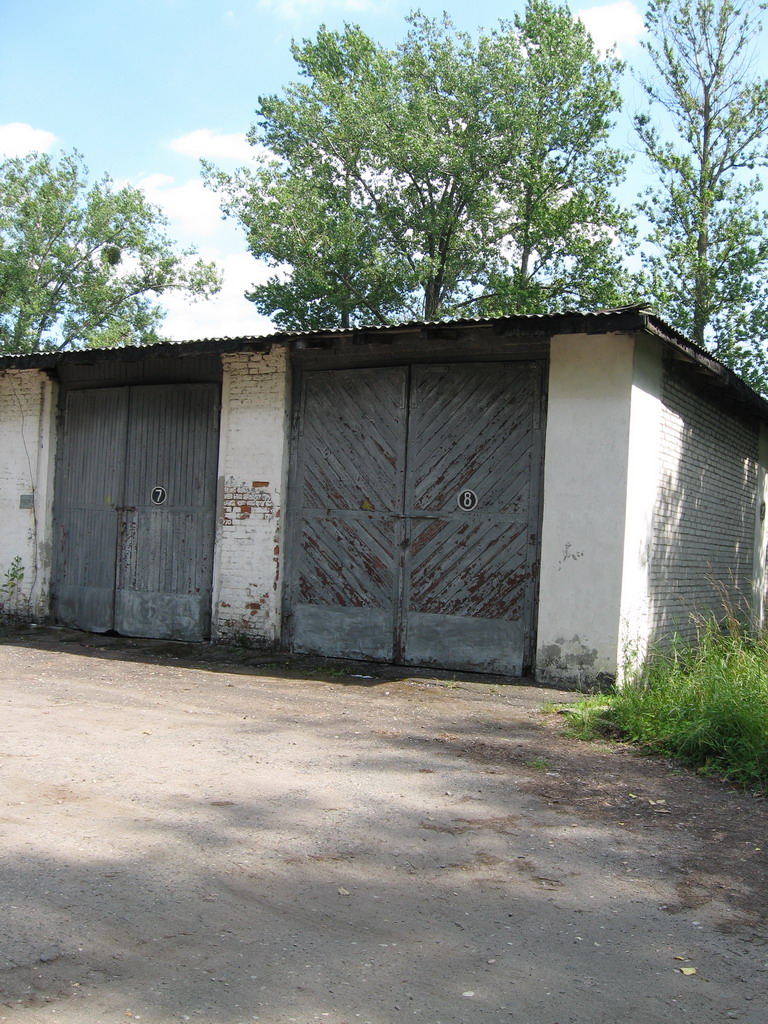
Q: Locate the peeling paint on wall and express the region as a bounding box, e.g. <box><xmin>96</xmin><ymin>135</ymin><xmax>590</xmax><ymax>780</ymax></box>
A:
<box><xmin>539</xmin><ymin>635</ymin><xmax>598</xmax><ymax>669</ymax></box>
<box><xmin>0</xmin><ymin>370</ymin><xmax>55</xmax><ymax>620</ymax></box>
<box><xmin>537</xmin><ymin>634</ymin><xmax>613</xmax><ymax>690</ymax></box>
<box><xmin>222</xmin><ymin>477</ymin><xmax>274</xmax><ymax>525</ymax></box>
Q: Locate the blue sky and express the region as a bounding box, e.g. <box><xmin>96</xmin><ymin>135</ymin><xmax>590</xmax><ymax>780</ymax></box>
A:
<box><xmin>1</xmin><ymin>0</ymin><xmax>653</xmax><ymax>340</ymax></box>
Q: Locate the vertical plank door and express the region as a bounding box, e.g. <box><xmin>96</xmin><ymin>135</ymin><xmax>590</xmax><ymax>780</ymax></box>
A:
<box><xmin>114</xmin><ymin>384</ymin><xmax>220</xmax><ymax>641</ymax></box>
<box><xmin>54</xmin><ymin>383</ymin><xmax>219</xmax><ymax>641</ymax></box>
<box><xmin>54</xmin><ymin>388</ymin><xmax>128</xmax><ymax>633</ymax></box>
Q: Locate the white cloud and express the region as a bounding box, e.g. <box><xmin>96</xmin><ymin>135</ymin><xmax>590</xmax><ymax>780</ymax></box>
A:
<box><xmin>138</xmin><ymin>173</ymin><xmax>224</xmax><ymax>239</ymax></box>
<box><xmin>169</xmin><ymin>128</ymin><xmax>261</xmax><ymax>163</ymax></box>
<box><xmin>576</xmin><ymin>1</ymin><xmax>646</xmax><ymax>55</ymax></box>
<box><xmin>134</xmin><ymin>172</ymin><xmax>277</xmax><ymax>339</ymax></box>
<box><xmin>161</xmin><ymin>251</ymin><xmax>275</xmax><ymax>341</ymax></box>
<box><xmin>0</xmin><ymin>122</ymin><xmax>57</xmax><ymax>158</ymax></box>
<box><xmin>259</xmin><ymin>0</ymin><xmax>378</xmax><ymax>19</ymax></box>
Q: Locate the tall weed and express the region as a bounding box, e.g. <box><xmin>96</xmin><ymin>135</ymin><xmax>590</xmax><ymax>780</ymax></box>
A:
<box><xmin>565</xmin><ymin>618</ymin><xmax>768</xmax><ymax>792</ymax></box>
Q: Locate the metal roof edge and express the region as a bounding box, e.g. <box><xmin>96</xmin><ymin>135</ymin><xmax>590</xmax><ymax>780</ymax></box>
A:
<box><xmin>0</xmin><ymin>335</ymin><xmax>274</xmax><ymax>370</ymax></box>
<box><xmin>638</xmin><ymin>311</ymin><xmax>768</xmax><ymax>420</ymax></box>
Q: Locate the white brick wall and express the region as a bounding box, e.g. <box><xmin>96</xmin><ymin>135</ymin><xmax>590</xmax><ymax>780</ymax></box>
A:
<box><xmin>0</xmin><ymin>370</ymin><xmax>56</xmax><ymax>619</ymax></box>
<box><xmin>618</xmin><ymin>335</ymin><xmax>664</xmax><ymax>679</ymax></box>
<box><xmin>211</xmin><ymin>349</ymin><xmax>290</xmax><ymax>645</ymax></box>
<box><xmin>649</xmin><ymin>370</ymin><xmax>759</xmax><ymax>641</ymax></box>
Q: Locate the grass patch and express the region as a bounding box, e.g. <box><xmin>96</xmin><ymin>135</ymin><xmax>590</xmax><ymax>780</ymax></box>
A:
<box><xmin>560</xmin><ymin>618</ymin><xmax>768</xmax><ymax>793</ymax></box>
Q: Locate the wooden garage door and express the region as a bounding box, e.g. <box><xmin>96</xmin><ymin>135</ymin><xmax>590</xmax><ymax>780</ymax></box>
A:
<box><xmin>53</xmin><ymin>383</ymin><xmax>220</xmax><ymax>641</ymax></box>
<box><xmin>287</xmin><ymin>362</ymin><xmax>544</xmax><ymax>674</ymax></box>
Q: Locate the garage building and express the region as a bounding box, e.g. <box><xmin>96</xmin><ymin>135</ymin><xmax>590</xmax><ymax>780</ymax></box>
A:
<box><xmin>1</xmin><ymin>307</ymin><xmax>766</xmax><ymax>687</ymax></box>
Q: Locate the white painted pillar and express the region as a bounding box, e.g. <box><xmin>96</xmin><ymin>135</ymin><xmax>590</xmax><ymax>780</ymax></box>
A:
<box><xmin>30</xmin><ymin>373</ymin><xmax>58</xmax><ymax>618</ymax></box>
<box><xmin>0</xmin><ymin>370</ymin><xmax>58</xmax><ymax>620</ymax></box>
<box><xmin>751</xmin><ymin>423</ymin><xmax>768</xmax><ymax>628</ymax></box>
<box><xmin>211</xmin><ymin>348</ymin><xmax>291</xmax><ymax>645</ymax></box>
<box><xmin>536</xmin><ymin>334</ymin><xmax>635</xmax><ymax>687</ymax></box>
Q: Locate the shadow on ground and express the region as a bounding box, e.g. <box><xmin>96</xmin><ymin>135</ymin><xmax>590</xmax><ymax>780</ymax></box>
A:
<box><xmin>1</xmin><ymin>627</ymin><xmax>766</xmax><ymax>1024</ymax></box>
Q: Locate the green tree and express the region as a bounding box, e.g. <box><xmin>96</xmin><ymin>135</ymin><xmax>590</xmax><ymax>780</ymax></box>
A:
<box><xmin>0</xmin><ymin>150</ymin><xmax>221</xmax><ymax>354</ymax></box>
<box><xmin>205</xmin><ymin>1</ymin><xmax>632</xmax><ymax>331</ymax></box>
<box><xmin>635</xmin><ymin>0</ymin><xmax>768</xmax><ymax>390</ymax></box>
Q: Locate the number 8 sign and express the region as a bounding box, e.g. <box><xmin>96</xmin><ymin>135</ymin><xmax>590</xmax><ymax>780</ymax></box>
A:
<box><xmin>457</xmin><ymin>489</ymin><xmax>478</xmax><ymax>511</ymax></box>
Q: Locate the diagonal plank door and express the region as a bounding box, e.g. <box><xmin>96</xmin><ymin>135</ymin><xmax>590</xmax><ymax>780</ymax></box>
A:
<box><xmin>289</xmin><ymin>361</ymin><xmax>543</xmax><ymax>672</ymax></box>
<box><xmin>290</xmin><ymin>367</ymin><xmax>408</xmax><ymax>660</ymax></box>
<box><xmin>402</xmin><ymin>363</ymin><xmax>542</xmax><ymax>674</ymax></box>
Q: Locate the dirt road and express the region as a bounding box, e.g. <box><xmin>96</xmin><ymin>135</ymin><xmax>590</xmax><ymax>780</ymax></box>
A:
<box><xmin>1</xmin><ymin>627</ymin><xmax>766</xmax><ymax>1024</ymax></box>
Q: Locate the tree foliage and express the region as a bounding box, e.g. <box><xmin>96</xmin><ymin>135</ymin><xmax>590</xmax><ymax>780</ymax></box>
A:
<box><xmin>0</xmin><ymin>150</ymin><xmax>221</xmax><ymax>354</ymax></box>
<box><xmin>205</xmin><ymin>1</ymin><xmax>632</xmax><ymax>331</ymax></box>
<box><xmin>636</xmin><ymin>0</ymin><xmax>768</xmax><ymax>391</ymax></box>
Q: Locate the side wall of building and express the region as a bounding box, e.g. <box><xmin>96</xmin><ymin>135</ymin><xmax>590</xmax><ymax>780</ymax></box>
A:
<box><xmin>211</xmin><ymin>348</ymin><xmax>290</xmax><ymax>645</ymax></box>
<box><xmin>647</xmin><ymin>364</ymin><xmax>761</xmax><ymax>643</ymax></box>
<box><xmin>0</xmin><ymin>369</ymin><xmax>57</xmax><ymax>619</ymax></box>
<box><xmin>618</xmin><ymin>336</ymin><xmax>664</xmax><ymax>673</ymax></box>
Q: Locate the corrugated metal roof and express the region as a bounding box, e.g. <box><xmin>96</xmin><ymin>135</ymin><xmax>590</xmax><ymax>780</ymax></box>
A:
<box><xmin>0</xmin><ymin>303</ymin><xmax>666</xmax><ymax>361</ymax></box>
<box><xmin>1</xmin><ymin>304</ymin><xmax>765</xmax><ymax>418</ymax></box>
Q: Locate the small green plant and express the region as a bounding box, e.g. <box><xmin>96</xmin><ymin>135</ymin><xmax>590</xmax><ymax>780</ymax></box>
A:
<box><xmin>558</xmin><ymin>697</ymin><xmax>621</xmax><ymax>741</ymax></box>
<box><xmin>0</xmin><ymin>556</ymin><xmax>24</xmax><ymax>614</ymax></box>
<box><xmin>323</xmin><ymin>666</ymin><xmax>351</xmax><ymax>678</ymax></box>
<box><xmin>227</xmin><ymin>628</ymin><xmax>255</xmax><ymax>653</ymax></box>
<box><xmin>526</xmin><ymin>756</ymin><xmax>552</xmax><ymax>771</ymax></box>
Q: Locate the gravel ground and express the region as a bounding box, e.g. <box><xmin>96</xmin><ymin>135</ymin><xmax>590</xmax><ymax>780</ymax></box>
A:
<box><xmin>1</xmin><ymin>626</ymin><xmax>767</xmax><ymax>1024</ymax></box>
